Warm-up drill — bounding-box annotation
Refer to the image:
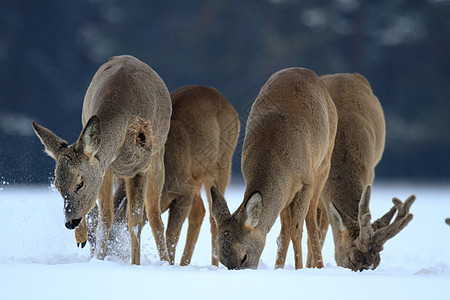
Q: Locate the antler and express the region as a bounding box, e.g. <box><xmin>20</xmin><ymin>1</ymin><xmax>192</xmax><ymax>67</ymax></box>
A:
<box><xmin>355</xmin><ymin>184</ymin><xmax>415</xmax><ymax>254</ymax></box>
<box><xmin>372</xmin><ymin>194</ymin><xmax>415</xmax><ymax>252</ymax></box>
<box><xmin>355</xmin><ymin>185</ymin><xmax>374</xmax><ymax>253</ymax></box>
<box><xmin>372</xmin><ymin>205</ymin><xmax>397</xmax><ymax>231</ymax></box>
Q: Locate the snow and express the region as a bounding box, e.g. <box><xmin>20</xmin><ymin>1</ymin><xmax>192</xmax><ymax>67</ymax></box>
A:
<box><xmin>1</xmin><ymin>183</ymin><xmax>449</xmax><ymax>299</ymax></box>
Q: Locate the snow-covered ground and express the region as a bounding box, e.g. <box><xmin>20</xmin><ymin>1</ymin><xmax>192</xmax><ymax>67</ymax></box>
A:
<box><xmin>0</xmin><ymin>182</ymin><xmax>449</xmax><ymax>299</ymax></box>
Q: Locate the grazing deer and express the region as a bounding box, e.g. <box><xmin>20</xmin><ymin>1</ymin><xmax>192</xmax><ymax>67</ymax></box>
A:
<box><xmin>33</xmin><ymin>55</ymin><xmax>172</xmax><ymax>265</ymax></box>
<box><xmin>76</xmin><ymin>85</ymin><xmax>240</xmax><ymax>266</ymax></box>
<box><xmin>210</xmin><ymin>67</ymin><xmax>337</xmax><ymax>269</ymax></box>
<box><xmin>304</xmin><ymin>73</ymin><xmax>415</xmax><ymax>271</ymax></box>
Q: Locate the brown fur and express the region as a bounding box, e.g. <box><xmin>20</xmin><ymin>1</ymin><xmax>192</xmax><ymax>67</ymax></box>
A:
<box><xmin>33</xmin><ymin>55</ymin><xmax>172</xmax><ymax>265</ymax></box>
<box><xmin>161</xmin><ymin>85</ymin><xmax>239</xmax><ymax>265</ymax></box>
<box><xmin>77</xmin><ymin>85</ymin><xmax>239</xmax><ymax>266</ymax></box>
<box><xmin>304</xmin><ymin>73</ymin><xmax>415</xmax><ymax>271</ymax></box>
<box><xmin>210</xmin><ymin>67</ymin><xmax>337</xmax><ymax>269</ymax></box>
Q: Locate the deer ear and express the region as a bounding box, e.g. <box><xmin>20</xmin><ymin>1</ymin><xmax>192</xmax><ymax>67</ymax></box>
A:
<box><xmin>329</xmin><ymin>202</ymin><xmax>347</xmax><ymax>232</ymax></box>
<box><xmin>32</xmin><ymin>122</ymin><xmax>68</xmax><ymax>160</ymax></box>
<box><xmin>211</xmin><ymin>187</ymin><xmax>231</xmax><ymax>225</ymax></box>
<box><xmin>244</xmin><ymin>192</ymin><xmax>262</xmax><ymax>228</ymax></box>
<box><xmin>78</xmin><ymin>116</ymin><xmax>100</xmax><ymax>160</ymax></box>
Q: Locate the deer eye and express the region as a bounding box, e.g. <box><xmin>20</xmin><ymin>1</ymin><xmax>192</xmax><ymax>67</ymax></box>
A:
<box><xmin>75</xmin><ymin>180</ymin><xmax>84</xmax><ymax>193</ymax></box>
<box><xmin>241</xmin><ymin>254</ymin><xmax>248</xmax><ymax>266</ymax></box>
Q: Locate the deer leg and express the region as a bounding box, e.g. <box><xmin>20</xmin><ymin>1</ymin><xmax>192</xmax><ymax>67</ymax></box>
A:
<box><xmin>306</xmin><ymin>209</ymin><xmax>320</xmax><ymax>267</ymax></box>
<box><xmin>94</xmin><ymin>168</ymin><xmax>114</xmax><ymax>260</ymax></box>
<box><xmin>306</xmin><ymin>202</ymin><xmax>329</xmax><ymax>267</ymax></box>
<box><xmin>165</xmin><ymin>192</ymin><xmax>193</xmax><ymax>265</ymax></box>
<box><xmin>305</xmin><ymin>210</ymin><xmax>317</xmax><ymax>267</ymax></box>
<box><xmin>317</xmin><ymin>202</ymin><xmax>329</xmax><ymax>248</ymax></box>
<box><xmin>180</xmin><ymin>192</ymin><xmax>205</xmax><ymax>266</ymax></box>
<box><xmin>305</xmin><ymin>176</ymin><xmax>328</xmax><ymax>268</ymax></box>
<box><xmin>75</xmin><ymin>217</ymin><xmax>88</xmax><ymax>248</ymax></box>
<box><xmin>103</xmin><ymin>178</ymin><xmax>129</xmax><ymax>259</ymax></box>
<box><xmin>113</xmin><ymin>178</ymin><xmax>127</xmax><ymax>213</ymax></box>
<box><xmin>290</xmin><ymin>185</ymin><xmax>313</xmax><ymax>270</ymax></box>
<box><xmin>305</xmin><ymin>208</ymin><xmax>323</xmax><ymax>268</ymax></box>
<box><xmin>145</xmin><ymin>153</ymin><xmax>170</xmax><ymax>262</ymax></box>
<box><xmin>75</xmin><ymin>184</ymin><xmax>125</xmax><ymax>258</ymax></box>
<box><xmin>275</xmin><ymin>207</ymin><xmax>291</xmax><ymax>269</ymax></box>
<box><xmin>125</xmin><ymin>173</ymin><xmax>147</xmax><ymax>265</ymax></box>
<box><xmin>85</xmin><ymin>203</ymin><xmax>99</xmax><ymax>257</ymax></box>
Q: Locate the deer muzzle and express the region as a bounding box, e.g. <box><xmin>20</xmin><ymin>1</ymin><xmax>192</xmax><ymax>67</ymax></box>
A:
<box><xmin>65</xmin><ymin>218</ymin><xmax>82</xmax><ymax>230</ymax></box>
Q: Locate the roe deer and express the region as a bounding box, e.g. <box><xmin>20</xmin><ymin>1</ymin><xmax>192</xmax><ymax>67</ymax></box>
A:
<box><xmin>210</xmin><ymin>67</ymin><xmax>337</xmax><ymax>269</ymax></box>
<box><xmin>33</xmin><ymin>55</ymin><xmax>172</xmax><ymax>265</ymax></box>
<box><xmin>76</xmin><ymin>85</ymin><xmax>239</xmax><ymax>266</ymax></box>
<box><xmin>306</xmin><ymin>73</ymin><xmax>415</xmax><ymax>271</ymax></box>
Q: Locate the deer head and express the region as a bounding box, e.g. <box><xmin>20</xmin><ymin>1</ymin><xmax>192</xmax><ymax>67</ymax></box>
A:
<box><xmin>329</xmin><ymin>184</ymin><xmax>415</xmax><ymax>271</ymax></box>
<box><xmin>33</xmin><ymin>116</ymin><xmax>104</xmax><ymax>230</ymax></box>
<box><xmin>210</xmin><ymin>186</ymin><xmax>266</xmax><ymax>269</ymax></box>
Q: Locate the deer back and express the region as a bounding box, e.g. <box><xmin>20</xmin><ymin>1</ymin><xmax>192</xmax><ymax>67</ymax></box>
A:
<box><xmin>161</xmin><ymin>85</ymin><xmax>239</xmax><ymax>208</ymax></box>
<box><xmin>82</xmin><ymin>55</ymin><xmax>172</xmax><ymax>175</ymax></box>
<box><xmin>242</xmin><ymin>67</ymin><xmax>337</xmax><ymax>227</ymax></box>
<box><xmin>320</xmin><ymin>73</ymin><xmax>385</xmax><ymax>231</ymax></box>
<box><xmin>319</xmin><ymin>73</ymin><xmax>414</xmax><ymax>271</ymax></box>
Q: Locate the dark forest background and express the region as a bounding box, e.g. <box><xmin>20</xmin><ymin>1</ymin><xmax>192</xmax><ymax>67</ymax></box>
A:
<box><xmin>0</xmin><ymin>0</ymin><xmax>449</xmax><ymax>184</ymax></box>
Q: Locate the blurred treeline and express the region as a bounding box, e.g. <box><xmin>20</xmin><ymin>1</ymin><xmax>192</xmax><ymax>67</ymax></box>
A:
<box><xmin>0</xmin><ymin>0</ymin><xmax>449</xmax><ymax>183</ymax></box>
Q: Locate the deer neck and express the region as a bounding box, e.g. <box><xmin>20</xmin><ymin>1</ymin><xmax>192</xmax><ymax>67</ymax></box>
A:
<box><xmin>324</xmin><ymin>177</ymin><xmax>366</xmax><ymax>235</ymax></box>
<box><xmin>244</xmin><ymin>176</ymin><xmax>290</xmax><ymax>234</ymax></box>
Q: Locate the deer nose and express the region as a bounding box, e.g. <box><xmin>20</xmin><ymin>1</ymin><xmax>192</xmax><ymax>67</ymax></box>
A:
<box><xmin>65</xmin><ymin>218</ymin><xmax>82</xmax><ymax>230</ymax></box>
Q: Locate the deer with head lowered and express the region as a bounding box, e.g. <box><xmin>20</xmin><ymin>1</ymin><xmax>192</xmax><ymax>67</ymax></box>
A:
<box><xmin>76</xmin><ymin>85</ymin><xmax>240</xmax><ymax>266</ymax></box>
<box><xmin>303</xmin><ymin>73</ymin><xmax>415</xmax><ymax>271</ymax></box>
<box><xmin>33</xmin><ymin>55</ymin><xmax>172</xmax><ymax>265</ymax></box>
<box><xmin>210</xmin><ymin>67</ymin><xmax>338</xmax><ymax>269</ymax></box>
